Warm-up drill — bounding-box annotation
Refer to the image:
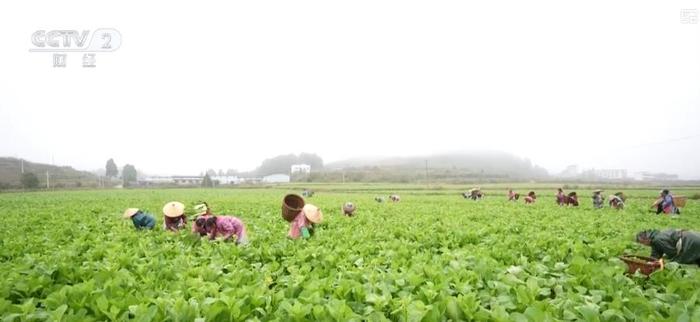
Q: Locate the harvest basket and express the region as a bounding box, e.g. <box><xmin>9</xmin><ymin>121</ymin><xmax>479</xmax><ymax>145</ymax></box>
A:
<box><xmin>619</xmin><ymin>255</ymin><xmax>663</xmax><ymax>276</ymax></box>
<box><xmin>282</xmin><ymin>194</ymin><xmax>305</xmax><ymax>222</ymax></box>
<box><xmin>674</xmin><ymin>196</ymin><xmax>688</xmax><ymax>208</ymax></box>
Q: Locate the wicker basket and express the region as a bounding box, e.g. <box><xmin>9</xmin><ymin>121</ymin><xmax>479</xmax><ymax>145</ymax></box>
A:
<box><xmin>619</xmin><ymin>255</ymin><xmax>663</xmax><ymax>276</ymax></box>
<box><xmin>674</xmin><ymin>196</ymin><xmax>688</xmax><ymax>208</ymax></box>
<box><xmin>281</xmin><ymin>194</ymin><xmax>305</xmax><ymax>222</ymax></box>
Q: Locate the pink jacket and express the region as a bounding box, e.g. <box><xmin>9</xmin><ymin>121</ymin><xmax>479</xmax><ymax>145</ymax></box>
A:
<box><xmin>288</xmin><ymin>212</ymin><xmax>311</xmax><ymax>239</ymax></box>
<box><xmin>209</xmin><ymin>216</ymin><xmax>247</xmax><ymax>242</ymax></box>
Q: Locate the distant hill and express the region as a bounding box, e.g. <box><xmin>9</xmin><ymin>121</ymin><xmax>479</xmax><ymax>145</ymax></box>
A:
<box><xmin>322</xmin><ymin>151</ymin><xmax>549</xmax><ymax>182</ymax></box>
<box><xmin>0</xmin><ymin>157</ymin><xmax>98</xmax><ymax>189</ymax></box>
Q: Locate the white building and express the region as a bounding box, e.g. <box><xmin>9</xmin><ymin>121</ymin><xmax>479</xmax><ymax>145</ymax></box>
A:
<box><xmin>172</xmin><ymin>176</ymin><xmax>203</xmax><ymax>185</ymax></box>
<box><xmin>291</xmin><ymin>164</ymin><xmax>311</xmax><ymax>174</ymax></box>
<box><xmin>211</xmin><ymin>175</ymin><xmax>240</xmax><ymax>185</ymax></box>
<box><xmin>262</xmin><ymin>174</ymin><xmax>290</xmax><ymax>183</ymax></box>
<box><xmin>592</xmin><ymin>169</ymin><xmax>627</xmax><ymax>180</ymax></box>
<box><xmin>141</xmin><ymin>176</ymin><xmax>176</xmax><ymax>184</ymax></box>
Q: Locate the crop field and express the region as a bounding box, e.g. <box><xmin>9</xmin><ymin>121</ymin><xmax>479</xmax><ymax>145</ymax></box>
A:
<box><xmin>1</xmin><ymin>186</ymin><xmax>700</xmax><ymax>321</ymax></box>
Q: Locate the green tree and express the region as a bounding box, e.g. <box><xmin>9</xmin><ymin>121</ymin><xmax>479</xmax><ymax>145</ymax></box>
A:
<box><xmin>21</xmin><ymin>173</ymin><xmax>40</xmax><ymax>189</ymax></box>
<box><xmin>105</xmin><ymin>159</ymin><xmax>118</xmax><ymax>178</ymax></box>
<box><xmin>122</xmin><ymin>164</ymin><xmax>137</xmax><ymax>186</ymax></box>
<box><xmin>202</xmin><ymin>174</ymin><xmax>214</xmax><ymax>188</ymax></box>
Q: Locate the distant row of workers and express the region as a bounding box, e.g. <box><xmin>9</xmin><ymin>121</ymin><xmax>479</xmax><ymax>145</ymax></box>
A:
<box><xmin>122</xmin><ymin>200</ymin><xmax>327</xmax><ymax>244</ymax></box>
<box><xmin>465</xmin><ymin>188</ymin><xmax>681</xmax><ymax>214</ymax></box>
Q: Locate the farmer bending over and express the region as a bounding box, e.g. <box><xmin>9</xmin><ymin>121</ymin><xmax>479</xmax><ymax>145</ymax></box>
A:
<box><xmin>204</xmin><ymin>215</ymin><xmax>248</xmax><ymax>245</ymax></box>
<box><xmin>609</xmin><ymin>194</ymin><xmax>624</xmax><ymax>210</ymax></box>
<box><xmin>123</xmin><ymin>208</ymin><xmax>156</xmax><ymax>230</ymax></box>
<box><xmin>192</xmin><ymin>202</ymin><xmax>211</xmax><ymax>236</ymax></box>
<box><xmin>507</xmin><ymin>189</ymin><xmax>520</xmax><ymax>201</ymax></box>
<box><xmin>524</xmin><ymin>191</ymin><xmax>536</xmax><ymax>204</ymax></box>
<box><xmin>288</xmin><ymin>204</ymin><xmax>323</xmax><ymax>239</ymax></box>
<box><xmin>636</xmin><ymin>229</ymin><xmax>700</xmax><ymax>266</ymax></box>
<box><xmin>163</xmin><ymin>201</ymin><xmax>187</xmax><ymax>232</ymax></box>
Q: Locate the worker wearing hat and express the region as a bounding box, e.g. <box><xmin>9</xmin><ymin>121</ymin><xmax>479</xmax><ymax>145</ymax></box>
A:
<box><xmin>343</xmin><ymin>202</ymin><xmax>356</xmax><ymax>216</ymax></box>
<box><xmin>192</xmin><ymin>202</ymin><xmax>212</xmax><ymax>236</ymax></box>
<box><xmin>608</xmin><ymin>194</ymin><xmax>625</xmax><ymax>210</ymax></box>
<box><xmin>163</xmin><ymin>201</ymin><xmax>187</xmax><ymax>232</ymax></box>
<box><xmin>636</xmin><ymin>229</ymin><xmax>700</xmax><ymax>266</ymax></box>
<box><xmin>123</xmin><ymin>208</ymin><xmax>156</xmax><ymax>230</ymax></box>
<box><xmin>592</xmin><ymin>190</ymin><xmax>604</xmax><ymax>209</ymax></box>
<box><xmin>288</xmin><ymin>204</ymin><xmax>323</xmax><ymax>239</ymax></box>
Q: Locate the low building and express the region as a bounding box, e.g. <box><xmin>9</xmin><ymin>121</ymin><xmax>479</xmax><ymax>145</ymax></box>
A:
<box><xmin>262</xmin><ymin>174</ymin><xmax>290</xmax><ymax>183</ymax></box>
<box><xmin>172</xmin><ymin>176</ymin><xmax>203</xmax><ymax>185</ymax></box>
<box><xmin>291</xmin><ymin>164</ymin><xmax>311</xmax><ymax>174</ymax></box>
<box><xmin>211</xmin><ymin>175</ymin><xmax>240</xmax><ymax>185</ymax></box>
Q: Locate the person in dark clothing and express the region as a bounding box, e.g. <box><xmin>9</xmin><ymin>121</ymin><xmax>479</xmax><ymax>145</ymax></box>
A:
<box><xmin>592</xmin><ymin>190</ymin><xmax>604</xmax><ymax>209</ymax></box>
<box><xmin>122</xmin><ymin>208</ymin><xmax>156</xmax><ymax>230</ymax></box>
<box><xmin>565</xmin><ymin>192</ymin><xmax>579</xmax><ymax>206</ymax></box>
<box><xmin>636</xmin><ymin>229</ymin><xmax>700</xmax><ymax>265</ymax></box>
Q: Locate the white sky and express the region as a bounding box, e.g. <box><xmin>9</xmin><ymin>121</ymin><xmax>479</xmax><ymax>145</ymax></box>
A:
<box><xmin>0</xmin><ymin>1</ymin><xmax>699</xmax><ymax>178</ymax></box>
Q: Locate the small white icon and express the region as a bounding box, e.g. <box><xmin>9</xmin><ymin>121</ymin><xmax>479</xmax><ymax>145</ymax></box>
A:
<box><xmin>680</xmin><ymin>9</ymin><xmax>698</xmax><ymax>24</ymax></box>
<box><xmin>53</xmin><ymin>54</ymin><xmax>66</xmax><ymax>67</ymax></box>
<box><xmin>83</xmin><ymin>53</ymin><xmax>96</xmax><ymax>68</ymax></box>
<box><xmin>101</xmin><ymin>33</ymin><xmax>112</xmax><ymax>49</ymax></box>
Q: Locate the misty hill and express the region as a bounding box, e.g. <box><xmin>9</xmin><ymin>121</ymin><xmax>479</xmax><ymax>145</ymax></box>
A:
<box><xmin>0</xmin><ymin>157</ymin><xmax>97</xmax><ymax>189</ymax></box>
<box><xmin>324</xmin><ymin>152</ymin><xmax>549</xmax><ymax>181</ymax></box>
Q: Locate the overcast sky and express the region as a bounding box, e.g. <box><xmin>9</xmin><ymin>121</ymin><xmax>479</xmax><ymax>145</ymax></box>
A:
<box><xmin>0</xmin><ymin>1</ymin><xmax>698</xmax><ymax>178</ymax></box>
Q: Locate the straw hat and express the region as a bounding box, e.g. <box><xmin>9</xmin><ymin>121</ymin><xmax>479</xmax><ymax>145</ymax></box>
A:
<box><xmin>303</xmin><ymin>204</ymin><xmax>323</xmax><ymax>224</ymax></box>
<box><xmin>593</xmin><ymin>189</ymin><xmax>603</xmax><ymax>193</ymax></box>
<box><xmin>194</xmin><ymin>203</ymin><xmax>209</xmax><ymax>216</ymax></box>
<box><xmin>163</xmin><ymin>201</ymin><xmax>185</xmax><ymax>218</ymax></box>
<box><xmin>343</xmin><ymin>202</ymin><xmax>356</xmax><ymax>214</ymax></box>
<box><xmin>123</xmin><ymin>208</ymin><xmax>139</xmax><ymax>218</ymax></box>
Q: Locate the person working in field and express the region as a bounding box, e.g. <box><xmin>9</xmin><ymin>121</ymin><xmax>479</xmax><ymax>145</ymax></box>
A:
<box><xmin>608</xmin><ymin>194</ymin><xmax>625</xmax><ymax>210</ymax></box>
<box><xmin>507</xmin><ymin>189</ymin><xmax>520</xmax><ymax>201</ymax></box>
<box><xmin>592</xmin><ymin>190</ymin><xmax>604</xmax><ymax>209</ymax></box>
<box><xmin>123</xmin><ymin>208</ymin><xmax>156</xmax><ymax>230</ymax></box>
<box><xmin>565</xmin><ymin>192</ymin><xmax>579</xmax><ymax>206</ymax></box>
<box><xmin>162</xmin><ymin>201</ymin><xmax>187</xmax><ymax>232</ymax></box>
<box><xmin>653</xmin><ymin>189</ymin><xmax>679</xmax><ymax>215</ymax></box>
<box><xmin>389</xmin><ymin>194</ymin><xmax>401</xmax><ymax>202</ymax></box>
<box><xmin>192</xmin><ymin>202</ymin><xmax>211</xmax><ymax>236</ymax></box>
<box><xmin>524</xmin><ymin>191</ymin><xmax>536</xmax><ymax>204</ymax></box>
<box><xmin>636</xmin><ymin>229</ymin><xmax>700</xmax><ymax>266</ymax></box>
<box><xmin>464</xmin><ymin>188</ymin><xmax>483</xmax><ymax>200</ymax></box>
<box><xmin>204</xmin><ymin>215</ymin><xmax>249</xmax><ymax>244</ymax></box>
<box><xmin>288</xmin><ymin>204</ymin><xmax>323</xmax><ymax>239</ymax></box>
<box><xmin>556</xmin><ymin>188</ymin><xmax>566</xmax><ymax>206</ymax></box>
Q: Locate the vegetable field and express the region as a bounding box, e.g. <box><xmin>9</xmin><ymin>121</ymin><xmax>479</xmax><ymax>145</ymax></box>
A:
<box><xmin>1</xmin><ymin>187</ymin><xmax>700</xmax><ymax>321</ymax></box>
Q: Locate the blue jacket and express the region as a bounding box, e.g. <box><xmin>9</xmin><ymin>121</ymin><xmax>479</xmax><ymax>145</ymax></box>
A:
<box><xmin>131</xmin><ymin>211</ymin><xmax>156</xmax><ymax>230</ymax></box>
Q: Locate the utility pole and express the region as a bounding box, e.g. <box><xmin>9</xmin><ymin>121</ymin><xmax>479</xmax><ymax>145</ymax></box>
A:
<box><xmin>46</xmin><ymin>171</ymin><xmax>50</xmax><ymax>189</ymax></box>
<box><xmin>20</xmin><ymin>158</ymin><xmax>24</xmax><ymax>174</ymax></box>
<box><xmin>425</xmin><ymin>160</ymin><xmax>429</xmax><ymax>188</ymax></box>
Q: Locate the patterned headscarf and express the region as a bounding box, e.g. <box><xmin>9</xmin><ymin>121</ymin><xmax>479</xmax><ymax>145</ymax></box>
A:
<box><xmin>636</xmin><ymin>230</ymin><xmax>658</xmax><ymax>242</ymax></box>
